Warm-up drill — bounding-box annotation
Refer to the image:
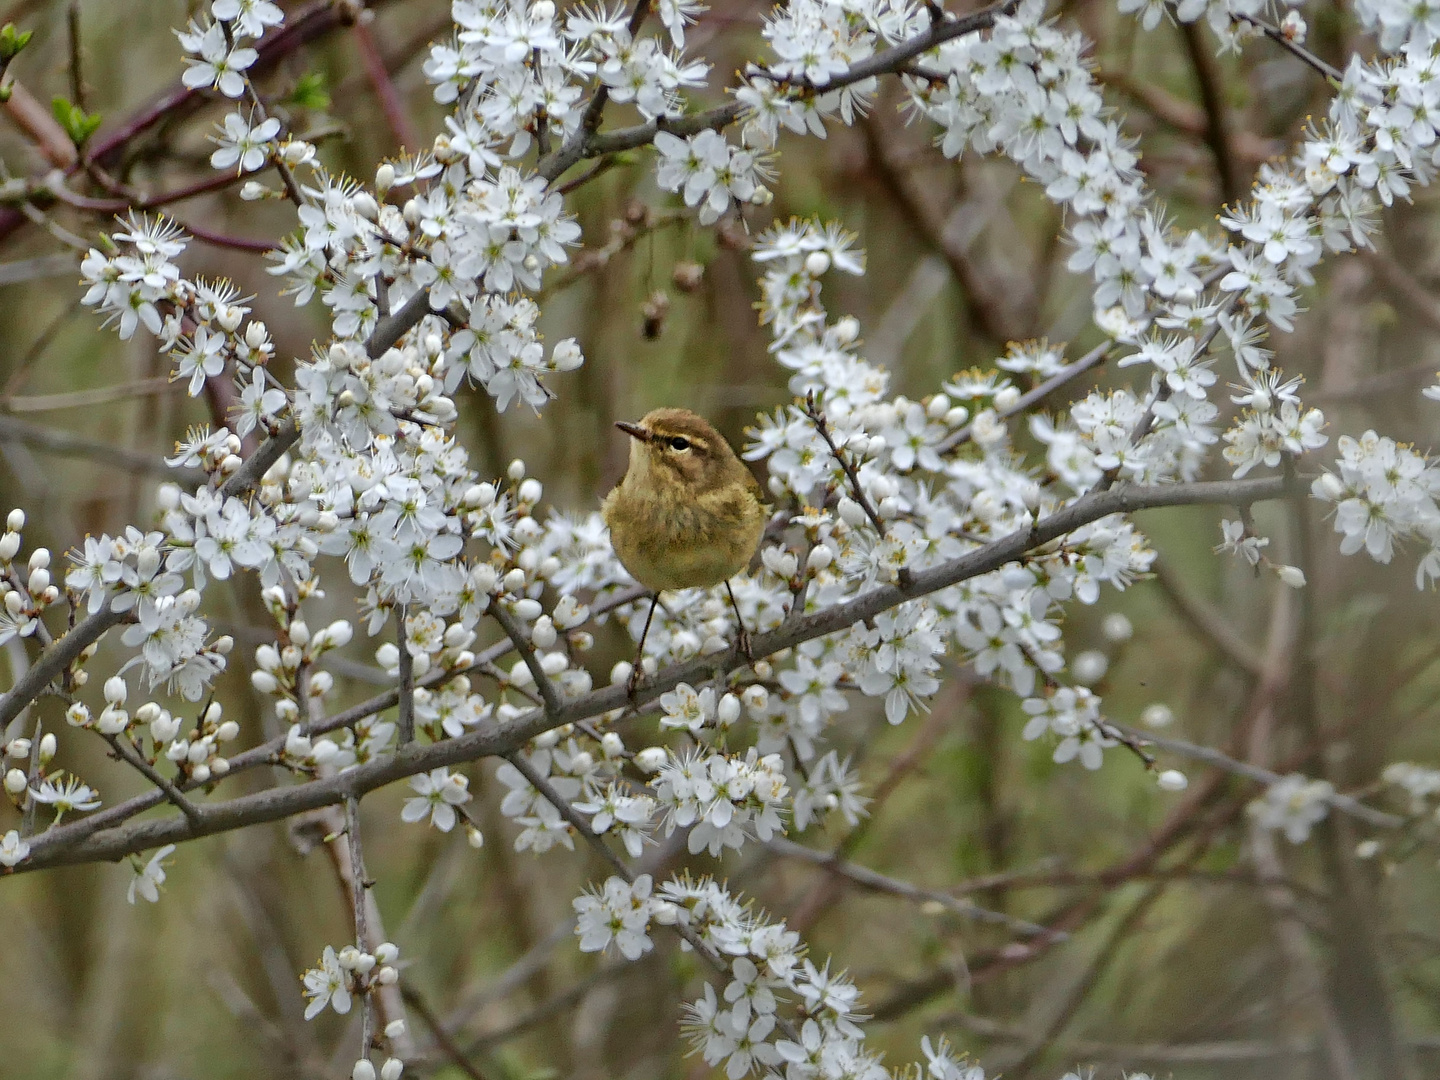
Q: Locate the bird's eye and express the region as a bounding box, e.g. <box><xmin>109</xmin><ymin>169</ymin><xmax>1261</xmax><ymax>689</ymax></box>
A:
<box><xmin>668</xmin><ymin>436</ymin><xmax>691</xmax><ymax>451</ymax></box>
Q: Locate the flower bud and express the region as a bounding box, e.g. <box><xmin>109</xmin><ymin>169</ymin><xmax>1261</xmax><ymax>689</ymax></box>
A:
<box><xmin>1275</xmin><ymin>564</ymin><xmax>1306</xmax><ymax>589</ymax></box>
<box><xmin>806</xmin><ymin>544</ymin><xmax>833</xmax><ymax>572</ymax></box>
<box><xmin>634</xmin><ymin>746</ymin><xmax>668</xmax><ymax>773</ymax></box>
<box><xmin>97</xmin><ymin>707</ymin><xmax>128</xmax><ymax>735</ymax></box>
<box><xmin>837</xmin><ymin>498</ymin><xmax>868</xmax><ymax>529</ymax></box>
<box><xmin>1072</xmin><ymin>650</ymin><xmax>1108</xmax><ymax>684</ymax></box>
<box><xmin>551</xmin><ymin>339</ymin><xmax>583</xmax><ymax>371</ymax></box>
<box><xmin>27</xmin><ymin>548</ymin><xmax>48</xmax><ymax>571</ymax></box>
<box><xmin>804</xmin><ymin>251</ymin><xmax>831</xmax><ymax>276</ymax></box>
<box><xmin>352</xmin><ymin>1061</ymin><xmax>377</xmax><ymax>1080</ymax></box>
<box><xmin>5</xmin><ymin>509</ymin><xmax>23</xmax><ymax>531</ymax></box>
<box><xmin>832</xmin><ymin>316</ymin><xmax>859</xmax><ymax>344</ymax></box>
<box><xmin>375</xmin><ymin>162</ymin><xmax>396</xmax><ymax>194</ymax></box>
<box><xmin>1101</xmin><ymin>613</ymin><xmax>1133</xmax><ymax>642</ymax></box>
<box><xmin>352</xmin><ymin>192</ymin><xmax>379</xmax><ymax>221</ymax></box>
<box><xmin>1157</xmin><ymin>769</ymin><xmax>1188</xmax><ymax>792</ymax></box>
<box><xmin>0</xmin><ymin>532</ymin><xmax>20</xmax><ymax>561</ymax></box>
<box><xmin>384</xmin><ymin>1019</ymin><xmax>407</xmax><ymax>1040</ymax></box>
<box><xmin>531</xmin><ymin>615</ymin><xmax>557</xmax><ymax>648</ymax></box>
<box><xmin>381</xmin><ymin>1059</ymin><xmax>404</xmax><ymax>1080</ymax></box>
<box><xmin>508</xmin><ymin>459</ymin><xmax>526</xmax><ymax>481</ymax></box>
<box><xmin>151</xmin><ymin>712</ymin><xmax>181</xmax><ymax>744</ymax></box>
<box><xmin>4</xmin><ymin>768</ymin><xmax>28</xmax><ymax>795</ymax></box>
<box><xmin>717</xmin><ymin>694</ymin><xmax>741</xmax><ymax>726</ymax></box>
<box><xmin>38</xmin><ymin>733</ymin><xmax>55</xmax><ymax>763</ymax></box>
<box><xmin>251</xmin><ymin>670</ymin><xmax>279</xmax><ymax>694</ymax></box>
<box><xmin>1313</xmin><ymin>472</ymin><xmax>1345</xmax><ymax>501</ymax></box>
<box><xmin>1141</xmin><ymin>702</ymin><xmax>1174</xmax><ymax>728</ymax></box>
<box><xmin>104</xmin><ymin>676</ymin><xmax>128</xmax><ymax>705</ymax></box>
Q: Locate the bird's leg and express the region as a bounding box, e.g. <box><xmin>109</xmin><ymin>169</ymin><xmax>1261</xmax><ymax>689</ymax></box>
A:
<box><xmin>724</xmin><ymin>580</ymin><xmax>754</xmax><ymax>665</ymax></box>
<box><xmin>628</xmin><ymin>593</ymin><xmax>660</xmax><ymax>697</ymax></box>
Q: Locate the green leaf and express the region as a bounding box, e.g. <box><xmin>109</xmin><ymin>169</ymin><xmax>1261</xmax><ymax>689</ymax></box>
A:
<box><xmin>51</xmin><ymin>97</ymin><xmax>102</xmax><ymax>148</ymax></box>
<box><xmin>285</xmin><ymin>72</ymin><xmax>331</xmax><ymax>111</ymax></box>
<box><xmin>0</xmin><ymin>24</ymin><xmax>34</xmax><ymax>63</ymax></box>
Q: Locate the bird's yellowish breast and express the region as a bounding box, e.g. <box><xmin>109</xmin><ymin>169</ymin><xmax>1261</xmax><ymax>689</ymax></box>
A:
<box><xmin>603</xmin><ymin>482</ymin><xmax>765</xmax><ymax>592</ymax></box>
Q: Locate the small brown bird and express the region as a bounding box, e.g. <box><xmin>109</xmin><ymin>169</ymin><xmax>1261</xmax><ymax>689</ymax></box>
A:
<box><xmin>602</xmin><ymin>408</ymin><xmax>768</xmax><ymax>692</ymax></box>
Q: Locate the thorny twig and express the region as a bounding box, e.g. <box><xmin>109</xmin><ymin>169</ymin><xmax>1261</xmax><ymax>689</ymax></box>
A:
<box><xmin>803</xmin><ymin>391</ymin><xmax>886</xmax><ymax>536</ymax></box>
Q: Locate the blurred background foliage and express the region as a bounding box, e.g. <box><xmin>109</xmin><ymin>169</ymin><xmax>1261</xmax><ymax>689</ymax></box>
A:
<box><xmin>0</xmin><ymin>0</ymin><xmax>1438</xmax><ymax>1078</ymax></box>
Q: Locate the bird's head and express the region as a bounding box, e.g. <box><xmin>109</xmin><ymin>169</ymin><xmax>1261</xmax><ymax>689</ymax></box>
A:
<box><xmin>615</xmin><ymin>408</ymin><xmax>739</xmax><ymax>494</ymax></box>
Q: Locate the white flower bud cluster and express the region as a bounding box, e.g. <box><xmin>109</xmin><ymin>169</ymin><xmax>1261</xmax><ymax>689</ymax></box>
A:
<box><xmin>301</xmin><ymin>940</ymin><xmax>403</xmax><ymax>1031</ymax></box>
<box><xmin>0</xmin><ymin>513</ymin><xmax>60</xmax><ymax>648</ymax></box>
<box><xmin>154</xmin><ymin>700</ymin><xmax>240</xmax><ymax>785</ymax></box>
<box><xmin>1021</xmin><ymin>686</ymin><xmax>1113</xmax><ymax>771</ymax></box>
<box><xmin>574</xmin><ymin>874</ymin><xmax>659</xmax><ymax>961</ymax></box>
<box><xmin>282</xmin><ymin>714</ymin><xmax>396</xmax><ymax>774</ymax></box>
<box><xmin>492</xmin><ymin>733</ymin><xmax>622</xmax><ymax>853</ymax></box>
<box><xmin>790</xmin><ymin>749</ymin><xmax>868</xmax><ymax>831</ymax></box>
<box><xmin>249</xmin><ymin>611</ymin><xmax>350</xmax><ymax>703</ymax></box>
<box><xmin>652</xmin><ymin>747</ymin><xmax>788</xmax><ymax>856</ymax></box>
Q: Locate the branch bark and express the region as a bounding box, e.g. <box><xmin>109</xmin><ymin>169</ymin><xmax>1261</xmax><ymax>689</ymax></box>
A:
<box><xmin>11</xmin><ymin>472</ymin><xmax>1312</xmax><ymax>873</ymax></box>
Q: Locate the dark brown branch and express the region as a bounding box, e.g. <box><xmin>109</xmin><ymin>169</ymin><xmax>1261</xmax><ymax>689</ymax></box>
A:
<box><xmin>12</xmin><ymin>472</ymin><xmax>1313</xmax><ymax>873</ymax></box>
<box><xmin>1180</xmin><ymin>20</ymin><xmax>1244</xmax><ymax>206</ymax></box>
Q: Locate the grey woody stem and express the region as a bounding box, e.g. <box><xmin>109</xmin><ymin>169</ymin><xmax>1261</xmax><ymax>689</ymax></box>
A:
<box><xmin>10</xmin><ymin>472</ymin><xmax>1313</xmax><ymax>873</ymax></box>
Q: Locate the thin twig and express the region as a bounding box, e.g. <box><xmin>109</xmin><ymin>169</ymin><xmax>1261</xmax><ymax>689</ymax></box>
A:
<box><xmin>937</xmin><ymin>341</ymin><xmax>1114</xmax><ymax>453</ymax></box>
<box><xmin>344</xmin><ymin>796</ymin><xmax>376</xmax><ymax>1066</ymax></box>
<box><xmin>1233</xmin><ymin>13</ymin><xmax>1343</xmax><ymax>82</ymax></box>
<box><xmin>491</xmin><ymin>604</ymin><xmax>562</xmax><ymax>718</ymax></box>
<box><xmin>1113</xmin><ymin>723</ymin><xmax>1402</xmax><ymax>828</ymax></box>
<box><xmin>401</xmin><ymin>985</ymin><xmax>492</xmax><ymax>1080</ymax></box>
<box><xmin>803</xmin><ymin>391</ymin><xmax>886</xmax><ymax>536</ymax></box>
<box><xmin>396</xmin><ymin>605</ymin><xmax>415</xmax><ymax>745</ymax></box>
<box><xmin>104</xmin><ymin>733</ymin><xmax>203</xmax><ymax>828</ymax></box>
<box><xmin>766</xmin><ymin>836</ymin><xmax>1060</xmax><ymax>939</ymax></box>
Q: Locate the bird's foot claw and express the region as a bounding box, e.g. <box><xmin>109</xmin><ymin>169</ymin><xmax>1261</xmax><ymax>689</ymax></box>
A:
<box><xmin>735</xmin><ymin>627</ymin><xmax>755</xmax><ymax>666</ymax></box>
<box><xmin>626</xmin><ymin>664</ymin><xmax>646</xmax><ymax>698</ymax></box>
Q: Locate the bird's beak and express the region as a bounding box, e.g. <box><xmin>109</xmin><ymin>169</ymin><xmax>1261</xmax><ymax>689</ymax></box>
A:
<box><xmin>615</xmin><ymin>420</ymin><xmax>649</xmax><ymax>442</ymax></box>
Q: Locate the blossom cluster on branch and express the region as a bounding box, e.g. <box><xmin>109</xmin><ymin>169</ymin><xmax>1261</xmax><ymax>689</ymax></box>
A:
<box><xmin>1</xmin><ymin>0</ymin><xmax>1439</xmax><ymax>1074</ymax></box>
